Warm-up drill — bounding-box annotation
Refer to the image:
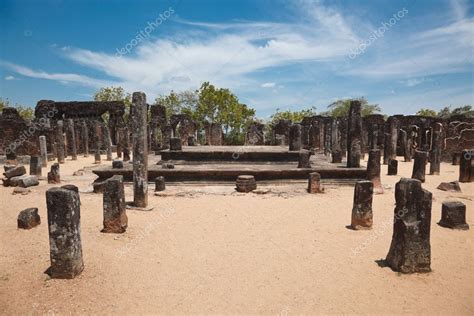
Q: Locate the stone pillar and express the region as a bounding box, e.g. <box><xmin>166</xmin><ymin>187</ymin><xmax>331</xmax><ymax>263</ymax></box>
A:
<box><xmin>429</xmin><ymin>123</ymin><xmax>442</xmax><ymax>175</ymax></box>
<box><xmin>347</xmin><ymin>101</ymin><xmax>362</xmax><ymax>168</ymax></box>
<box><xmin>383</xmin><ymin>132</ymin><xmax>390</xmax><ymax>165</ymax></box>
<box><xmin>459</xmin><ymin>150</ymin><xmax>473</xmax><ymax>183</ymax></box>
<box><xmin>94</xmin><ymin>121</ymin><xmax>102</xmax><ymax>164</ymax></box>
<box><xmin>47</xmin><ymin>163</ymin><xmax>60</xmax><ymax>184</ymax></box>
<box><xmin>388</xmin><ymin>117</ymin><xmax>398</xmax><ymax>162</ymax></box>
<box><xmin>400</xmin><ymin>129</ymin><xmax>411</xmax><ymax>162</ymax></box>
<box><xmin>298</xmin><ymin>150</ymin><xmax>311</xmax><ymax>168</ymax></box>
<box><xmin>104</xmin><ymin>125</ymin><xmax>113</xmax><ymax>161</ymax></box>
<box><xmin>331</xmin><ymin>119</ymin><xmax>342</xmax><ymax>163</ymax></box>
<box><xmin>386</xmin><ymin>178</ymin><xmax>432</xmax><ymax>273</ymax></box>
<box><xmin>412</xmin><ymin>150</ymin><xmax>428</xmax><ymax>183</ymax></box>
<box><xmin>101</xmin><ymin>175</ymin><xmax>128</xmax><ymax>233</ymax></box>
<box><xmin>236</xmin><ymin>175</ymin><xmax>257</xmax><ymax>192</ymax></box>
<box><xmin>116</xmin><ymin>128</ymin><xmax>123</xmax><ymax>158</ymax></box>
<box><xmin>438</xmin><ymin>201</ymin><xmax>469</xmax><ymax>230</ymax></box>
<box><xmin>46</xmin><ymin>185</ymin><xmax>84</xmax><ymax>279</ymax></box>
<box><xmin>388</xmin><ymin>159</ymin><xmax>398</xmax><ymax>176</ymax></box>
<box><xmin>55</xmin><ymin>120</ymin><xmax>65</xmax><ymax>164</ymax></box>
<box><xmin>350</xmin><ymin>180</ymin><xmax>373</xmax><ymax>230</ymax></box>
<box><xmin>452</xmin><ymin>152</ymin><xmax>461</xmax><ymax>165</ymax></box>
<box><xmin>131</xmin><ymin>92</ymin><xmax>148</xmax><ymax>207</ymax></box>
<box><xmin>68</xmin><ymin>119</ymin><xmax>77</xmax><ymax>160</ymax></box>
<box><xmin>123</xmin><ymin>128</ymin><xmax>131</xmax><ymax>162</ymax></box>
<box><xmin>289</xmin><ymin>124</ymin><xmax>302</xmax><ymax>151</ymax></box>
<box><xmin>170</xmin><ymin>137</ymin><xmax>182</xmax><ymax>151</ymax></box>
<box><xmin>367</xmin><ymin>149</ymin><xmax>383</xmax><ymax>194</ymax></box>
<box><xmin>155</xmin><ymin>176</ymin><xmax>166</xmax><ymax>192</ymax></box>
<box><xmin>82</xmin><ymin>121</ymin><xmax>89</xmax><ymax>157</ymax></box>
<box><xmin>39</xmin><ymin>135</ymin><xmax>48</xmax><ymax>168</ymax></box>
<box><xmin>307</xmin><ymin>172</ymin><xmax>324</xmax><ymax>193</ymax></box>
<box><xmin>29</xmin><ymin>156</ymin><xmax>42</xmax><ymax>177</ymax></box>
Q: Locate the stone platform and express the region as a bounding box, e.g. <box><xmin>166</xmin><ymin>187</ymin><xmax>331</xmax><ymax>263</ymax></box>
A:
<box><xmin>93</xmin><ymin>146</ymin><xmax>367</xmax><ymax>183</ymax></box>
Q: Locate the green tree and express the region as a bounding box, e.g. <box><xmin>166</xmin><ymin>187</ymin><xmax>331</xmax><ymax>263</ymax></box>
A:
<box><xmin>436</xmin><ymin>105</ymin><xmax>473</xmax><ymax>119</ymax></box>
<box><xmin>0</xmin><ymin>97</ymin><xmax>10</xmax><ymax>112</ymax></box>
<box><xmin>321</xmin><ymin>97</ymin><xmax>380</xmax><ymax>117</ymax></box>
<box><xmin>269</xmin><ymin>106</ymin><xmax>318</xmax><ymax>125</ymax></box>
<box><xmin>416</xmin><ymin>108</ymin><xmax>437</xmax><ymax>117</ymax></box>
<box><xmin>94</xmin><ymin>86</ymin><xmax>132</xmax><ymax>122</ymax></box>
<box><xmin>155</xmin><ymin>89</ymin><xmax>198</xmax><ymax>118</ymax></box>
<box><xmin>0</xmin><ymin>98</ymin><xmax>34</xmax><ymax>120</ymax></box>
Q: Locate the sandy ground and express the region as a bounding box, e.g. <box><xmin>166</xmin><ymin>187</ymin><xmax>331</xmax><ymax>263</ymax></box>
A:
<box><xmin>0</xmin><ymin>155</ymin><xmax>473</xmax><ymax>314</ymax></box>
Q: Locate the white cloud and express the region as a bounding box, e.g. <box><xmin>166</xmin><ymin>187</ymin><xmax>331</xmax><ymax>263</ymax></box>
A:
<box><xmin>4</xmin><ymin>75</ymin><xmax>15</xmax><ymax>80</ymax></box>
<box><xmin>400</xmin><ymin>78</ymin><xmax>425</xmax><ymax>87</ymax></box>
<box><xmin>261</xmin><ymin>82</ymin><xmax>276</xmax><ymax>88</ymax></box>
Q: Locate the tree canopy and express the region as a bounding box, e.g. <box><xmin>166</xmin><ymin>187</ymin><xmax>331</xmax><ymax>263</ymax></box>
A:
<box><xmin>269</xmin><ymin>107</ymin><xmax>318</xmax><ymax>125</ymax></box>
<box><xmin>320</xmin><ymin>97</ymin><xmax>381</xmax><ymax>117</ymax></box>
<box><xmin>0</xmin><ymin>97</ymin><xmax>34</xmax><ymax>120</ymax></box>
<box><xmin>416</xmin><ymin>108</ymin><xmax>437</xmax><ymax>117</ymax></box>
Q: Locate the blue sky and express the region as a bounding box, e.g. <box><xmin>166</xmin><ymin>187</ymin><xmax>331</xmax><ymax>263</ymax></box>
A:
<box><xmin>0</xmin><ymin>0</ymin><xmax>473</xmax><ymax>119</ymax></box>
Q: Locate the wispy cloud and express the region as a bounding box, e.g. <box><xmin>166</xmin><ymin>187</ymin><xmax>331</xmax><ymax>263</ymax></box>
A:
<box><xmin>261</xmin><ymin>82</ymin><xmax>276</xmax><ymax>88</ymax></box>
<box><xmin>4</xmin><ymin>75</ymin><xmax>16</xmax><ymax>80</ymax></box>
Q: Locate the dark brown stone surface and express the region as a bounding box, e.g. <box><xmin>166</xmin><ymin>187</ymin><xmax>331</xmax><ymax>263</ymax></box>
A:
<box><xmin>298</xmin><ymin>150</ymin><xmax>311</xmax><ymax>168</ymax></box>
<box><xmin>131</xmin><ymin>92</ymin><xmax>148</xmax><ymax>207</ymax></box>
<box><xmin>307</xmin><ymin>172</ymin><xmax>324</xmax><ymax>193</ymax></box>
<box><xmin>94</xmin><ymin>121</ymin><xmax>102</xmax><ymax>164</ymax></box>
<box><xmin>412</xmin><ymin>150</ymin><xmax>428</xmax><ymax>182</ymax></box>
<box><xmin>236</xmin><ymin>175</ymin><xmax>257</xmax><ymax>192</ymax></box>
<box><xmin>347</xmin><ymin>101</ymin><xmax>362</xmax><ymax>168</ymax></box>
<box><xmin>82</xmin><ymin>122</ymin><xmax>89</xmax><ymax>157</ymax></box>
<box><xmin>386</xmin><ymin>178</ymin><xmax>432</xmax><ymax>273</ymax></box>
<box><xmin>367</xmin><ymin>149</ymin><xmax>383</xmax><ymax>194</ymax></box>
<box><xmin>55</xmin><ymin>120</ymin><xmax>65</xmax><ymax>164</ymax></box>
<box><xmin>29</xmin><ymin>156</ymin><xmax>42</xmax><ymax>177</ymax></box>
<box><xmin>429</xmin><ymin>123</ymin><xmax>442</xmax><ymax>175</ymax></box>
<box><xmin>39</xmin><ymin>135</ymin><xmax>48</xmax><ymax>167</ymax></box>
<box><xmin>289</xmin><ymin>124</ymin><xmax>302</xmax><ymax>151</ymax></box>
<box><xmin>17</xmin><ymin>208</ymin><xmax>41</xmax><ymax>229</ymax></box>
<box><xmin>388</xmin><ymin>159</ymin><xmax>398</xmax><ymax>176</ymax></box>
<box><xmin>155</xmin><ymin>176</ymin><xmax>166</xmax><ymax>192</ymax></box>
<box><xmin>438</xmin><ymin>201</ymin><xmax>469</xmax><ymax>230</ymax></box>
<box><xmin>112</xmin><ymin>159</ymin><xmax>123</xmax><ymax>169</ymax></box>
<box><xmin>102</xmin><ymin>175</ymin><xmax>127</xmax><ymax>233</ymax></box>
<box><xmin>68</xmin><ymin>119</ymin><xmax>78</xmax><ymax>160</ymax></box>
<box><xmin>46</xmin><ymin>185</ymin><xmax>84</xmax><ymax>279</ymax></box>
<box><xmin>170</xmin><ymin>137</ymin><xmax>182</xmax><ymax>151</ymax></box>
<box><xmin>437</xmin><ymin>181</ymin><xmax>461</xmax><ymax>192</ymax></box>
<box><xmin>4</xmin><ymin>165</ymin><xmax>26</xmax><ymax>178</ymax></box>
<box><xmin>47</xmin><ymin>163</ymin><xmax>60</xmax><ymax>184</ymax></box>
<box><xmin>459</xmin><ymin>150</ymin><xmax>473</xmax><ymax>182</ymax></box>
<box><xmin>350</xmin><ymin>180</ymin><xmax>373</xmax><ymax>230</ymax></box>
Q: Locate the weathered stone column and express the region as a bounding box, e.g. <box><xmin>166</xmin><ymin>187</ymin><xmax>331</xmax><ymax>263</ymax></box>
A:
<box><xmin>331</xmin><ymin>119</ymin><xmax>342</xmax><ymax>163</ymax></box>
<box><xmin>289</xmin><ymin>124</ymin><xmax>302</xmax><ymax>151</ymax></box>
<box><xmin>388</xmin><ymin>159</ymin><xmax>398</xmax><ymax>176</ymax></box>
<box><xmin>29</xmin><ymin>156</ymin><xmax>42</xmax><ymax>177</ymax></box>
<box><xmin>155</xmin><ymin>176</ymin><xmax>166</xmax><ymax>192</ymax></box>
<box><xmin>68</xmin><ymin>119</ymin><xmax>77</xmax><ymax>160</ymax></box>
<box><xmin>39</xmin><ymin>135</ymin><xmax>48</xmax><ymax>167</ymax></box>
<box><xmin>459</xmin><ymin>150</ymin><xmax>473</xmax><ymax>182</ymax></box>
<box><xmin>388</xmin><ymin>116</ymin><xmax>398</xmax><ymax>161</ymax></box>
<box><xmin>399</xmin><ymin>129</ymin><xmax>411</xmax><ymax>162</ymax></box>
<box><xmin>307</xmin><ymin>172</ymin><xmax>324</xmax><ymax>193</ymax></box>
<box><xmin>429</xmin><ymin>123</ymin><xmax>442</xmax><ymax>175</ymax></box>
<box><xmin>452</xmin><ymin>152</ymin><xmax>461</xmax><ymax>165</ymax></box>
<box><xmin>55</xmin><ymin>120</ymin><xmax>65</xmax><ymax>164</ymax></box>
<box><xmin>367</xmin><ymin>149</ymin><xmax>383</xmax><ymax>194</ymax></box>
<box><xmin>386</xmin><ymin>178</ymin><xmax>432</xmax><ymax>273</ymax></box>
<box><xmin>438</xmin><ymin>201</ymin><xmax>469</xmax><ymax>230</ymax></box>
<box><xmin>46</xmin><ymin>185</ymin><xmax>84</xmax><ymax>279</ymax></box>
<box><xmin>131</xmin><ymin>92</ymin><xmax>148</xmax><ymax>207</ymax></box>
<box><xmin>412</xmin><ymin>150</ymin><xmax>428</xmax><ymax>183</ymax></box>
<box><xmin>122</xmin><ymin>128</ymin><xmax>131</xmax><ymax>162</ymax></box>
<box><xmin>101</xmin><ymin>175</ymin><xmax>128</xmax><ymax>233</ymax></box>
<box><xmin>347</xmin><ymin>101</ymin><xmax>362</xmax><ymax>168</ymax></box>
<box><xmin>104</xmin><ymin>125</ymin><xmax>113</xmax><ymax>161</ymax></box>
<box><xmin>170</xmin><ymin>137</ymin><xmax>182</xmax><ymax>151</ymax></box>
<box><xmin>298</xmin><ymin>150</ymin><xmax>311</xmax><ymax>168</ymax></box>
<box><xmin>116</xmin><ymin>128</ymin><xmax>123</xmax><ymax>158</ymax></box>
<box><xmin>94</xmin><ymin>121</ymin><xmax>102</xmax><ymax>164</ymax></box>
<box><xmin>82</xmin><ymin>121</ymin><xmax>89</xmax><ymax>157</ymax></box>
<box><xmin>47</xmin><ymin>163</ymin><xmax>60</xmax><ymax>184</ymax></box>
<box><xmin>350</xmin><ymin>180</ymin><xmax>373</xmax><ymax>230</ymax></box>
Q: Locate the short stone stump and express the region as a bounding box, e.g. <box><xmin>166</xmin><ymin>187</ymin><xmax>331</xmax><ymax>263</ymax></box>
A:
<box><xmin>438</xmin><ymin>201</ymin><xmax>469</xmax><ymax>230</ymax></box>
<box><xmin>236</xmin><ymin>175</ymin><xmax>257</xmax><ymax>193</ymax></box>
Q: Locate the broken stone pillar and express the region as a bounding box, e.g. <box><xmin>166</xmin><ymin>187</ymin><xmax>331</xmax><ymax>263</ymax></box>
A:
<box><xmin>101</xmin><ymin>175</ymin><xmax>128</xmax><ymax>233</ymax></box>
<box><xmin>331</xmin><ymin>119</ymin><xmax>342</xmax><ymax>163</ymax></box>
<box><xmin>298</xmin><ymin>150</ymin><xmax>311</xmax><ymax>168</ymax></box>
<box><xmin>170</xmin><ymin>137</ymin><xmax>182</xmax><ymax>151</ymax></box>
<box><xmin>399</xmin><ymin>129</ymin><xmax>411</xmax><ymax>162</ymax></box>
<box><xmin>188</xmin><ymin>135</ymin><xmax>196</xmax><ymax>146</ymax></box>
<box><xmin>459</xmin><ymin>150</ymin><xmax>473</xmax><ymax>183</ymax></box>
<box><xmin>289</xmin><ymin>124</ymin><xmax>302</xmax><ymax>151</ymax></box>
<box><xmin>29</xmin><ymin>156</ymin><xmax>42</xmax><ymax>177</ymax></box>
<box><xmin>94</xmin><ymin>121</ymin><xmax>102</xmax><ymax>164</ymax></box>
<box><xmin>452</xmin><ymin>152</ymin><xmax>461</xmax><ymax>165</ymax></box>
<box><xmin>46</xmin><ymin>185</ymin><xmax>84</xmax><ymax>279</ymax></box>
<box><xmin>104</xmin><ymin>125</ymin><xmax>113</xmax><ymax>161</ymax></box>
<box><xmin>17</xmin><ymin>208</ymin><xmax>41</xmax><ymax>229</ymax></box>
<box><xmin>350</xmin><ymin>180</ymin><xmax>373</xmax><ymax>230</ymax></box>
<box><xmin>68</xmin><ymin>119</ymin><xmax>77</xmax><ymax>160</ymax></box>
<box><xmin>4</xmin><ymin>165</ymin><xmax>26</xmax><ymax>178</ymax></box>
<box><xmin>131</xmin><ymin>92</ymin><xmax>148</xmax><ymax>207</ymax></box>
<box><xmin>388</xmin><ymin>159</ymin><xmax>398</xmax><ymax>176</ymax></box>
<box><xmin>155</xmin><ymin>176</ymin><xmax>166</xmax><ymax>192</ymax></box>
<box><xmin>307</xmin><ymin>172</ymin><xmax>324</xmax><ymax>193</ymax></box>
<box><xmin>236</xmin><ymin>175</ymin><xmax>257</xmax><ymax>192</ymax></box>
<box><xmin>55</xmin><ymin>120</ymin><xmax>65</xmax><ymax>164</ymax></box>
<box><xmin>39</xmin><ymin>135</ymin><xmax>48</xmax><ymax>168</ymax></box>
<box><xmin>438</xmin><ymin>201</ymin><xmax>469</xmax><ymax>230</ymax></box>
<box><xmin>47</xmin><ymin>163</ymin><xmax>60</xmax><ymax>184</ymax></box>
<box><xmin>82</xmin><ymin>121</ymin><xmax>89</xmax><ymax>157</ymax></box>
<box><xmin>347</xmin><ymin>101</ymin><xmax>362</xmax><ymax>168</ymax></box>
<box><xmin>112</xmin><ymin>159</ymin><xmax>123</xmax><ymax>169</ymax></box>
<box><xmin>367</xmin><ymin>149</ymin><xmax>383</xmax><ymax>194</ymax></box>
<box><xmin>429</xmin><ymin>123</ymin><xmax>442</xmax><ymax>175</ymax></box>
<box><xmin>412</xmin><ymin>150</ymin><xmax>428</xmax><ymax>183</ymax></box>
<box><xmin>386</xmin><ymin>178</ymin><xmax>432</xmax><ymax>273</ymax></box>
